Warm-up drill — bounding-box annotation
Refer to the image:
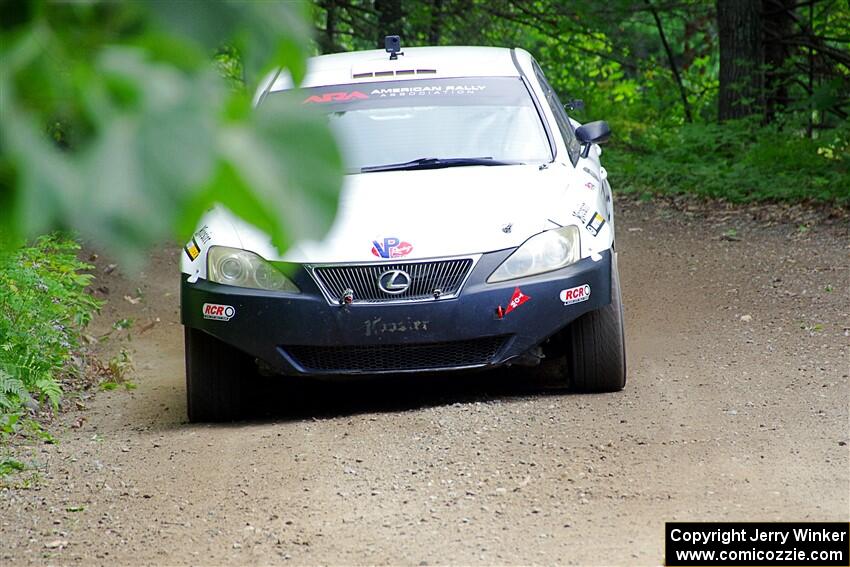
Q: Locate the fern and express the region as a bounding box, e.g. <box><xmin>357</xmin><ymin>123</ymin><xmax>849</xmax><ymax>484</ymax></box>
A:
<box><xmin>1</xmin><ymin>234</ymin><xmax>101</xmax><ymax>421</ymax></box>
<box><xmin>0</xmin><ymin>369</ymin><xmax>31</xmax><ymax>411</ymax></box>
<box><xmin>35</xmin><ymin>378</ymin><xmax>62</xmax><ymax>411</ymax></box>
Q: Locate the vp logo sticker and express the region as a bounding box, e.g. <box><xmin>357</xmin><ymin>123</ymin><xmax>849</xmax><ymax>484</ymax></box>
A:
<box><xmin>371</xmin><ymin>237</ymin><xmax>414</xmax><ymax>258</ymax></box>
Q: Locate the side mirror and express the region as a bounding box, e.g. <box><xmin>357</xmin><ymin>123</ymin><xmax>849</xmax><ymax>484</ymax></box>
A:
<box><xmin>575</xmin><ymin>120</ymin><xmax>611</xmax><ymax>158</ymax></box>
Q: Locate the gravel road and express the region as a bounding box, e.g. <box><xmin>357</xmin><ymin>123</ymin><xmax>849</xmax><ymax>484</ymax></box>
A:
<box><xmin>2</xmin><ymin>197</ymin><xmax>848</xmax><ymax>565</ymax></box>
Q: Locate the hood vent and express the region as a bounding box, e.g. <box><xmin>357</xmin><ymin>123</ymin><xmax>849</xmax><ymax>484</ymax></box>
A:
<box><xmin>351</xmin><ymin>68</ymin><xmax>437</xmax><ymax>79</ymax></box>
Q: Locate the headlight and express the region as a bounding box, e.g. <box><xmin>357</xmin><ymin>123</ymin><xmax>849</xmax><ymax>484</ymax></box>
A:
<box><xmin>207</xmin><ymin>246</ymin><xmax>300</xmax><ymax>292</ymax></box>
<box><xmin>488</xmin><ymin>226</ymin><xmax>581</xmax><ymax>283</ymax></box>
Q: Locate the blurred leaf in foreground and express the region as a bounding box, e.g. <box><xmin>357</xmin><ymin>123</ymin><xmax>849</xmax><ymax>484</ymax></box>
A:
<box><xmin>0</xmin><ymin>0</ymin><xmax>342</xmax><ymax>265</ymax></box>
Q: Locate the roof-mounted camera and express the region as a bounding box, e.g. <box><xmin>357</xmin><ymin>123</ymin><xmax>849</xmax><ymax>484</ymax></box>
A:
<box><xmin>385</xmin><ymin>35</ymin><xmax>403</xmax><ymax>60</ymax></box>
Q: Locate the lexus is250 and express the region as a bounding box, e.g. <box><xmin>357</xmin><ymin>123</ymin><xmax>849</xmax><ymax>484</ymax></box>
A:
<box><xmin>181</xmin><ymin>40</ymin><xmax>625</xmax><ymax>421</ymax></box>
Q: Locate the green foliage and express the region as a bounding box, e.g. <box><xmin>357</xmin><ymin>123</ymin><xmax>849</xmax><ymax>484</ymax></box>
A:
<box><xmin>0</xmin><ymin>371</ymin><xmax>31</xmax><ymax>412</ymax></box>
<box><xmin>0</xmin><ymin>0</ymin><xmax>343</xmax><ymax>264</ymax></box>
<box><xmin>106</xmin><ymin>348</ymin><xmax>134</xmax><ymax>384</ymax></box>
<box><xmin>0</xmin><ymin>457</ymin><xmax>27</xmax><ymax>477</ymax></box>
<box><xmin>112</xmin><ymin>319</ymin><xmax>134</xmax><ymax>331</ymax></box>
<box><xmin>0</xmin><ymin>412</ymin><xmax>23</xmax><ymax>438</ymax></box>
<box><xmin>35</xmin><ymin>378</ymin><xmax>62</xmax><ymax>410</ymax></box>
<box><xmin>607</xmin><ymin>119</ymin><xmax>850</xmax><ymax>203</ymax></box>
<box><xmin>215</xmin><ymin>46</ymin><xmax>245</xmax><ymax>91</ymax></box>
<box><xmin>0</xmin><ymin>235</ymin><xmax>101</xmax><ymax>417</ymax></box>
<box><xmin>24</xmin><ymin>418</ymin><xmax>57</xmax><ymax>444</ymax></box>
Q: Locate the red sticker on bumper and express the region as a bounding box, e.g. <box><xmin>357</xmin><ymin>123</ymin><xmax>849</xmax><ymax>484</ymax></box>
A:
<box><xmin>504</xmin><ymin>287</ymin><xmax>530</xmax><ymax>315</ymax></box>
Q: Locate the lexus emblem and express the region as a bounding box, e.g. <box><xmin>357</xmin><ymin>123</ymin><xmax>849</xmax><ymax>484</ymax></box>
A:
<box><xmin>378</xmin><ymin>269</ymin><xmax>411</xmax><ymax>294</ymax></box>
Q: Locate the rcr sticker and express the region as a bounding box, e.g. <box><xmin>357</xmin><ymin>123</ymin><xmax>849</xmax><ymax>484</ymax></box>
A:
<box><xmin>203</xmin><ymin>303</ymin><xmax>236</xmax><ymax>321</ymax></box>
<box><xmin>560</xmin><ymin>284</ymin><xmax>591</xmax><ymax>305</ymax></box>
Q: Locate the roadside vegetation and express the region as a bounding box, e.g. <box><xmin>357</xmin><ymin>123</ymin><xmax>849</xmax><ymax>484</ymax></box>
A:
<box><xmin>0</xmin><ymin>236</ymin><xmax>99</xmax><ymax>454</ymax></box>
<box><xmin>607</xmin><ymin>119</ymin><xmax>850</xmax><ymax>204</ymax></box>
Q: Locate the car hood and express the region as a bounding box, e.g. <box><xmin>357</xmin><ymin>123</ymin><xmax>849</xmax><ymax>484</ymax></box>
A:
<box><xmin>246</xmin><ymin>164</ymin><xmax>570</xmax><ymax>263</ymax></box>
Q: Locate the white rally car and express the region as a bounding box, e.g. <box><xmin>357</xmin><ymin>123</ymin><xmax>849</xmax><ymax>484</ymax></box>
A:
<box><xmin>181</xmin><ymin>41</ymin><xmax>625</xmax><ymax>421</ymax></box>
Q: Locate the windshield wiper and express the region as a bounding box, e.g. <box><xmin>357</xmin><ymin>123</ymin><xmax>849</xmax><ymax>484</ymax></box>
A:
<box><xmin>361</xmin><ymin>157</ymin><xmax>523</xmax><ymax>173</ymax></box>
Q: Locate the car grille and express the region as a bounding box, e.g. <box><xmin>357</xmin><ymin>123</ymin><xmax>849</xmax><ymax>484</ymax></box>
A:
<box><xmin>282</xmin><ymin>336</ymin><xmax>509</xmax><ymax>373</ymax></box>
<box><xmin>310</xmin><ymin>258</ymin><xmax>474</xmax><ymax>304</ymax></box>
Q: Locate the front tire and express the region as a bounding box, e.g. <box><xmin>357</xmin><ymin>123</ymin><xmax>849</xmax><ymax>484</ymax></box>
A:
<box><xmin>184</xmin><ymin>327</ymin><xmax>254</xmax><ymax>422</ymax></box>
<box><xmin>537</xmin><ymin>255</ymin><xmax>627</xmax><ymax>391</ymax></box>
<box><xmin>566</xmin><ymin>255</ymin><xmax>627</xmax><ymax>392</ymax></box>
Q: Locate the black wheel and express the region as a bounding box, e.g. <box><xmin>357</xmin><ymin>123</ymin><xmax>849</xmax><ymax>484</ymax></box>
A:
<box><xmin>567</xmin><ymin>255</ymin><xmax>626</xmax><ymax>392</ymax></box>
<box><xmin>537</xmin><ymin>254</ymin><xmax>627</xmax><ymax>391</ymax></box>
<box><xmin>184</xmin><ymin>327</ymin><xmax>254</xmax><ymax>422</ymax></box>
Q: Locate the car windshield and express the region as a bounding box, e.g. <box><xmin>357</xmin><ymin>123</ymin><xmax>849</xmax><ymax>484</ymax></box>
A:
<box><xmin>296</xmin><ymin>77</ymin><xmax>552</xmax><ymax>172</ymax></box>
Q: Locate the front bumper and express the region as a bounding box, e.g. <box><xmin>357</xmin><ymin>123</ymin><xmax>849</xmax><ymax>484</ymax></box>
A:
<box><xmin>181</xmin><ymin>248</ymin><xmax>613</xmax><ymax>375</ymax></box>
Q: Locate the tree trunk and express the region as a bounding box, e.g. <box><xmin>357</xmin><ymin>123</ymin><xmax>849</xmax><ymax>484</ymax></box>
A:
<box><xmin>762</xmin><ymin>0</ymin><xmax>795</xmax><ymax>123</ymax></box>
<box><xmin>429</xmin><ymin>0</ymin><xmax>444</xmax><ymax>45</ymax></box>
<box><xmin>375</xmin><ymin>0</ymin><xmax>404</xmax><ymax>49</ymax></box>
<box><xmin>644</xmin><ymin>0</ymin><xmax>693</xmax><ymax>123</ymax></box>
<box><xmin>717</xmin><ymin>0</ymin><xmax>764</xmax><ymax>120</ymax></box>
<box><xmin>317</xmin><ymin>0</ymin><xmax>338</xmax><ymax>54</ymax></box>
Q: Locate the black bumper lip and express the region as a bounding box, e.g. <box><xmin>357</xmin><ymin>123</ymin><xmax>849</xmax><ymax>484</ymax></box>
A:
<box><xmin>181</xmin><ymin>248</ymin><xmax>613</xmax><ymax>376</ymax></box>
<box><xmin>277</xmin><ymin>335</ymin><xmax>515</xmax><ymax>375</ymax></box>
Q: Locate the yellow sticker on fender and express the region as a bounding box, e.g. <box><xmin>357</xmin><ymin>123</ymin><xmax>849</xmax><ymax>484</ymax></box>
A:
<box><xmin>185</xmin><ymin>240</ymin><xmax>200</xmax><ymax>261</ymax></box>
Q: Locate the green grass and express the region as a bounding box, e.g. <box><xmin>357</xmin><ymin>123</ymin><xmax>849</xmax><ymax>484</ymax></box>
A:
<box><xmin>606</xmin><ymin>118</ymin><xmax>850</xmax><ymax>205</ymax></box>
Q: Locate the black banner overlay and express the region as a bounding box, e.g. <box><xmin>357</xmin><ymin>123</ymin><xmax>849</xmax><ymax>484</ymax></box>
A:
<box><xmin>665</xmin><ymin>522</ymin><xmax>849</xmax><ymax>566</ymax></box>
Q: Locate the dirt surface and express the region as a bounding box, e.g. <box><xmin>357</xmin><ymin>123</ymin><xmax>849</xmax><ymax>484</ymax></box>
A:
<box><xmin>2</xmin><ymin>198</ymin><xmax>849</xmax><ymax>565</ymax></box>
